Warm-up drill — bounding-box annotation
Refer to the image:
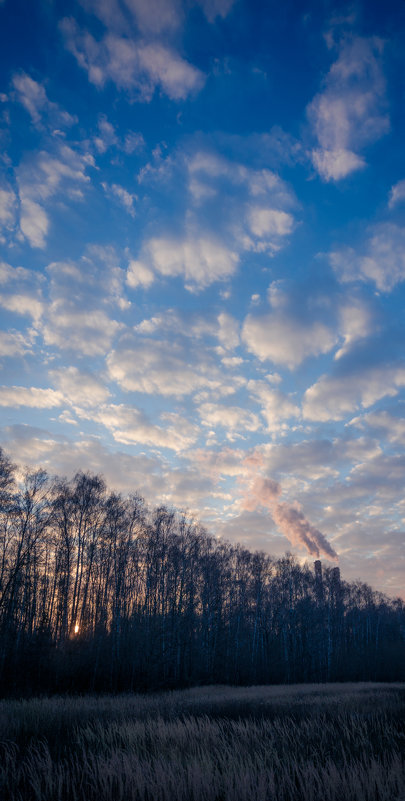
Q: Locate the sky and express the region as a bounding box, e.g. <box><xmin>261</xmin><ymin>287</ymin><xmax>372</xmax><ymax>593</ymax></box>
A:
<box><xmin>0</xmin><ymin>0</ymin><xmax>405</xmax><ymax>598</ymax></box>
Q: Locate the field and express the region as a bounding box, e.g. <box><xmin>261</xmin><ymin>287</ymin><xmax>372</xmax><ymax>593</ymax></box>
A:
<box><xmin>1</xmin><ymin>683</ymin><xmax>404</xmax><ymax>801</ymax></box>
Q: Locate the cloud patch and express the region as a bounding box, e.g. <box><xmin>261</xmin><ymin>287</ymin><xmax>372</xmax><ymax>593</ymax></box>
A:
<box><xmin>303</xmin><ymin>363</ymin><xmax>405</xmax><ymax>422</ymax></box>
<box><xmin>61</xmin><ymin>19</ymin><xmax>205</xmax><ymax>101</ymax></box>
<box><xmin>107</xmin><ymin>337</ymin><xmax>243</xmax><ymax>397</ymax></box>
<box><xmin>329</xmin><ymin>224</ymin><xmax>405</xmax><ymax>291</ymax></box>
<box><xmin>132</xmin><ymin>235</ymin><xmax>239</xmax><ymax>291</ymax></box>
<box><xmin>308</xmin><ymin>37</ymin><xmax>389</xmax><ymax>181</ymax></box>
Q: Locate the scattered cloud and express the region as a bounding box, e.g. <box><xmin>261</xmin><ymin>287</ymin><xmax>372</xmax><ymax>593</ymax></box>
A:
<box><xmin>247</xmin><ymin>207</ymin><xmax>293</xmax><ymax>238</ymax></box>
<box><xmin>0</xmin><ymin>293</ymin><xmax>43</xmax><ymax>323</ymax></box>
<box><xmin>0</xmin><ymin>386</ymin><xmax>63</xmax><ymax>408</ymax></box>
<box><xmin>197</xmin><ymin>402</ymin><xmax>261</xmax><ymax>435</ymax></box>
<box><xmin>303</xmin><ymin>363</ymin><xmax>405</xmax><ymax>421</ymax></box>
<box><xmin>242</xmin><ymin>311</ymin><xmax>335</xmax><ymax>369</ymax></box>
<box><xmin>17</xmin><ymin>143</ymin><xmax>94</xmax><ymax>248</ymax></box>
<box><xmin>0</xmin><ymin>331</ymin><xmax>30</xmax><ymax>358</ymax></box>
<box><xmin>61</xmin><ymin>19</ymin><xmax>205</xmax><ymax>101</ymax></box>
<box><xmin>80</xmin><ymin>0</ymin><xmax>183</xmax><ymax>35</ymax></box>
<box><xmin>77</xmin><ymin>402</ymin><xmax>199</xmax><ymax>452</ymax></box>
<box><xmin>0</xmin><ymin>186</ymin><xmax>17</xmax><ymax>240</ymax></box>
<box><xmin>126</xmin><ymin>259</ymin><xmax>155</xmax><ymax>288</ymax></box>
<box><xmin>19</xmin><ymin>199</ymin><xmax>49</xmax><ymax>249</ymax></box>
<box><xmin>335</xmin><ymin>299</ymin><xmax>374</xmax><ymax>360</ymax></box>
<box><xmin>50</xmin><ymin>366</ymin><xmax>110</xmax><ymax>407</ymax></box>
<box><xmin>80</xmin><ymin>0</ymin><xmax>235</xmax><ymax>34</ymax></box>
<box><xmin>388</xmin><ymin>179</ymin><xmax>405</xmax><ymax>209</ymax></box>
<box><xmin>0</xmin><ymin>262</ymin><xmax>44</xmax><ymax>322</ymax></box>
<box><xmin>1</xmin><ymin>424</ymin><xmax>167</xmax><ymax>497</ymax></box>
<box><xmin>329</xmin><ymin>223</ymin><xmax>405</xmax><ymax>291</ymax></box>
<box><xmin>107</xmin><ymin>337</ymin><xmax>243</xmax><ymax>397</ymax></box>
<box><xmin>217</xmin><ymin>312</ymin><xmax>240</xmax><ymax>349</ymax></box>
<box><xmin>187</xmin><ymin>151</ymin><xmax>296</xmax><ymax>253</ymax></box>
<box><xmin>101</xmin><ymin>182</ymin><xmax>137</xmax><ymax>216</ymax></box>
<box><xmin>11</xmin><ymin>72</ymin><xmax>77</xmax><ymax>128</ymax></box>
<box><xmin>43</xmin><ymin>304</ymin><xmax>121</xmax><ymax>355</ymax></box>
<box><xmin>196</xmin><ymin>0</ymin><xmax>235</xmax><ymax>22</ymax></box>
<box><xmin>247</xmin><ymin>379</ymin><xmax>300</xmax><ymax>432</ymax></box>
<box><xmin>308</xmin><ymin>37</ymin><xmax>389</xmax><ymax>180</ymax></box>
<box><xmin>134</xmin><ymin>235</ymin><xmax>239</xmax><ymax>291</ymax></box>
<box><xmin>349</xmin><ymin>410</ymin><xmax>405</xmax><ymax>446</ymax></box>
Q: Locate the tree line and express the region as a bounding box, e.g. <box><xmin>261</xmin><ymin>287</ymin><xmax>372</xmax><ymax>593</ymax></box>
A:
<box><xmin>0</xmin><ymin>447</ymin><xmax>404</xmax><ymax>695</ymax></box>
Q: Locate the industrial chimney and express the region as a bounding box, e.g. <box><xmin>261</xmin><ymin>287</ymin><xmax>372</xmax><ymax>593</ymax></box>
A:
<box><xmin>314</xmin><ymin>559</ymin><xmax>324</xmax><ymax>604</ymax></box>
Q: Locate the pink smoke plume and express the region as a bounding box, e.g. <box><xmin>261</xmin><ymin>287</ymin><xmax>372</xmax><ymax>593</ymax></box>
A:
<box><xmin>243</xmin><ymin>477</ymin><xmax>338</xmax><ymax>560</ymax></box>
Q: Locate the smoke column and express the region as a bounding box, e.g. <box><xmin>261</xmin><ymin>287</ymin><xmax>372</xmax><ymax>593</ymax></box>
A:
<box><xmin>243</xmin><ymin>476</ymin><xmax>338</xmax><ymax>560</ymax></box>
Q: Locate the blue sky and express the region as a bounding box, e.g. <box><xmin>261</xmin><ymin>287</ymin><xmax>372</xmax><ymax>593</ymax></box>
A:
<box><xmin>1</xmin><ymin>0</ymin><xmax>405</xmax><ymax>597</ymax></box>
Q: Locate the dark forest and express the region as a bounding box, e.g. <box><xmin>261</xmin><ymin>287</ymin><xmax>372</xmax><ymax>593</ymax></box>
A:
<box><xmin>0</xmin><ymin>447</ymin><xmax>404</xmax><ymax>696</ymax></box>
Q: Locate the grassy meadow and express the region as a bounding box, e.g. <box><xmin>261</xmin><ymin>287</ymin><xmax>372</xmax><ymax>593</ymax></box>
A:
<box><xmin>0</xmin><ymin>683</ymin><xmax>404</xmax><ymax>801</ymax></box>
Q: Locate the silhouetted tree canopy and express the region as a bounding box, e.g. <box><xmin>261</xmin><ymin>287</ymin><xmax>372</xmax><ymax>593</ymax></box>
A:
<box><xmin>0</xmin><ymin>447</ymin><xmax>403</xmax><ymax>695</ymax></box>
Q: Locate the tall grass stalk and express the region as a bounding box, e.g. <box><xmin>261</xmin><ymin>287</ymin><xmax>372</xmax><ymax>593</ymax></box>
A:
<box><xmin>1</xmin><ymin>683</ymin><xmax>404</xmax><ymax>801</ymax></box>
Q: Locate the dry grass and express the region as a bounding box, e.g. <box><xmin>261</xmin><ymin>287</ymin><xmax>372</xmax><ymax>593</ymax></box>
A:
<box><xmin>0</xmin><ymin>683</ymin><xmax>404</xmax><ymax>800</ymax></box>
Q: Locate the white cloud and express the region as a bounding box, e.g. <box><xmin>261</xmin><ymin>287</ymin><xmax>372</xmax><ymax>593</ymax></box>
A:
<box><xmin>0</xmin><ymin>386</ymin><xmax>63</xmax><ymax>408</ymax></box>
<box><xmin>0</xmin><ymin>331</ymin><xmax>30</xmax><ymax>358</ymax></box>
<box><xmin>0</xmin><ymin>293</ymin><xmax>43</xmax><ymax>323</ymax></box>
<box><xmin>187</xmin><ymin>152</ymin><xmax>295</xmax><ymax>208</ymax></box>
<box><xmin>37</xmin><ymin>251</ymin><xmax>129</xmax><ymax>354</ymax></box>
<box><xmin>126</xmin><ymin>259</ymin><xmax>155</xmax><ymax>289</ymax></box>
<box><xmin>335</xmin><ymin>300</ymin><xmax>374</xmax><ymax>360</ymax></box>
<box><xmin>19</xmin><ymin>199</ymin><xmax>49</xmax><ymax>249</ymax></box>
<box><xmin>349</xmin><ymin>411</ymin><xmax>405</xmax><ymax>445</ymax></box>
<box><xmin>221</xmin><ymin>355</ymin><xmax>243</xmax><ymax>367</ymax></box>
<box><xmin>247</xmin><ymin>379</ymin><xmax>300</xmax><ymax>432</ymax></box>
<box><xmin>242</xmin><ymin>312</ymin><xmax>336</xmax><ymax>369</ymax></box>
<box><xmin>0</xmin><ymin>187</ymin><xmax>17</xmax><ymax>236</ymax></box>
<box><xmin>138</xmin><ymin>235</ymin><xmax>239</xmax><ymax>290</ymax></box>
<box><xmin>125</xmin><ymin>0</ymin><xmax>182</xmax><ymax>33</ymax></box>
<box><xmin>0</xmin><ymin>262</ymin><xmax>33</xmax><ymax>284</ymax></box>
<box><xmin>102</xmin><ymin>182</ymin><xmax>137</xmax><ymax>216</ymax></box>
<box><xmin>12</xmin><ymin>72</ymin><xmax>77</xmax><ymax>127</ymax></box>
<box><xmin>107</xmin><ymin>338</ymin><xmax>243</xmax><ymax>398</ymax></box>
<box><xmin>123</xmin><ymin>131</ymin><xmax>145</xmax><ymax>153</ymax></box>
<box><xmin>329</xmin><ymin>224</ymin><xmax>405</xmax><ymax>291</ymax></box>
<box><xmin>303</xmin><ymin>363</ymin><xmax>405</xmax><ymax>421</ymax></box>
<box><xmin>94</xmin><ymin>114</ymin><xmax>118</xmax><ymax>152</ymax></box>
<box><xmin>61</xmin><ymin>19</ymin><xmax>205</xmax><ymax>101</ymax></box>
<box><xmin>217</xmin><ymin>312</ymin><xmax>239</xmax><ymax>349</ymax></box>
<box><xmin>43</xmin><ymin>304</ymin><xmax>121</xmax><ymax>355</ymax></box>
<box><xmin>81</xmin><ymin>0</ymin><xmax>234</xmax><ymax>33</ymax></box>
<box><xmin>93</xmin><ymin>116</ymin><xmax>145</xmax><ymax>155</ymax></box>
<box><xmin>77</xmin><ymin>402</ymin><xmax>198</xmax><ymax>452</ymax></box>
<box><xmin>17</xmin><ymin>143</ymin><xmax>94</xmax><ymax>248</ymax></box>
<box><xmin>197</xmin><ymin>402</ymin><xmax>261</xmax><ymax>434</ymax></box>
<box><xmin>248</xmin><ymin>207</ymin><xmax>293</xmax><ymax>238</ymax></box>
<box><xmin>50</xmin><ymin>366</ymin><xmax>110</xmax><ymax>407</ymax></box>
<box><xmin>186</xmin><ymin>150</ymin><xmax>296</xmax><ymax>253</ymax></box>
<box><xmin>80</xmin><ymin>0</ymin><xmax>183</xmax><ymax>34</ymax></box>
<box><xmin>133</xmin><ymin>41</ymin><xmax>204</xmax><ymax>100</ymax></box>
<box><xmin>388</xmin><ymin>179</ymin><xmax>405</xmax><ymax>209</ymax></box>
<box><xmin>0</xmin><ymin>426</ymin><xmax>167</xmax><ymax>498</ymax></box>
<box><xmin>20</xmin><ymin>146</ymin><xmax>93</xmax><ymax>204</ymax></box>
<box><xmin>0</xmin><ymin>263</ymin><xmax>43</xmax><ymax>320</ymax></box>
<box><xmin>196</xmin><ymin>0</ymin><xmax>235</xmax><ymax>21</ymax></box>
<box><xmin>308</xmin><ymin>37</ymin><xmax>389</xmax><ymax>181</ymax></box>
<box><xmin>13</xmin><ymin>72</ymin><xmax>48</xmax><ymax>122</ymax></box>
<box><xmin>311</xmin><ymin>148</ymin><xmax>365</xmax><ymax>181</ymax></box>
<box><xmin>132</xmin><ymin>308</ymin><xmax>240</xmax><ymax>356</ymax></box>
